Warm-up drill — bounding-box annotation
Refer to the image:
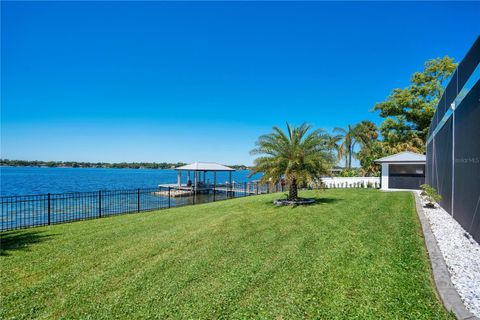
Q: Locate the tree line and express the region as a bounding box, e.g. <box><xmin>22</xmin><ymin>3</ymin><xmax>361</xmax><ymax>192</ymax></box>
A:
<box><xmin>0</xmin><ymin>159</ymin><xmax>249</xmax><ymax>170</ymax></box>
<box><xmin>249</xmin><ymin>55</ymin><xmax>457</xmax><ymax>200</ymax></box>
<box><xmin>330</xmin><ymin>56</ymin><xmax>456</xmax><ymax>176</ymax></box>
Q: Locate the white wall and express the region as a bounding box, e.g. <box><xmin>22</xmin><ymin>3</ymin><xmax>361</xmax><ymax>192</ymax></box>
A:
<box><xmin>320</xmin><ymin>177</ymin><xmax>380</xmax><ymax>189</ymax></box>
<box><xmin>381</xmin><ymin>163</ymin><xmax>389</xmax><ymax>190</ymax></box>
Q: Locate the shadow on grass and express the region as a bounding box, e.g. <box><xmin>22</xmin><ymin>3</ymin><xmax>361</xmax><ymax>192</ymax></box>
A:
<box><xmin>0</xmin><ymin>230</ymin><xmax>55</xmax><ymax>256</ymax></box>
<box><xmin>264</xmin><ymin>196</ymin><xmax>342</xmax><ymax>207</ymax></box>
<box><xmin>313</xmin><ymin>197</ymin><xmax>342</xmax><ymax>204</ymax></box>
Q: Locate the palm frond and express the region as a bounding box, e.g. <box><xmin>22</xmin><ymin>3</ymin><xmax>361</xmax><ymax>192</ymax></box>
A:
<box><xmin>250</xmin><ymin>123</ymin><xmax>336</xmax><ymax>195</ymax></box>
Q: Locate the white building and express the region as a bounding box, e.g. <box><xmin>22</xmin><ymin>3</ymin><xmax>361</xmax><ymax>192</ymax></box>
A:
<box><xmin>375</xmin><ymin>152</ymin><xmax>426</xmax><ymax>190</ymax></box>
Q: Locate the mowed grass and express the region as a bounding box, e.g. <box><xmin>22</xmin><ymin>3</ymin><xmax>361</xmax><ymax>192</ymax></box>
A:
<box><xmin>1</xmin><ymin>189</ymin><xmax>451</xmax><ymax>319</ymax></box>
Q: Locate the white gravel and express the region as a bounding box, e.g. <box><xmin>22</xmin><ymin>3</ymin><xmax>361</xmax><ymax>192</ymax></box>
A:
<box><xmin>419</xmin><ymin>192</ymin><xmax>480</xmax><ymax>318</ymax></box>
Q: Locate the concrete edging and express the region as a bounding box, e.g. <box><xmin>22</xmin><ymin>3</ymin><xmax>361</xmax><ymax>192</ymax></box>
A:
<box><xmin>413</xmin><ymin>192</ymin><xmax>478</xmax><ymax>320</ymax></box>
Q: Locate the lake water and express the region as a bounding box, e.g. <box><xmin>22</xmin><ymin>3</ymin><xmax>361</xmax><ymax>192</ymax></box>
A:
<box><xmin>0</xmin><ymin>167</ymin><xmax>261</xmax><ymax>196</ymax></box>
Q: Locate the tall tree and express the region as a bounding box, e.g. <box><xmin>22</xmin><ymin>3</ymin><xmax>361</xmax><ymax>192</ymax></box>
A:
<box><xmin>356</xmin><ymin>140</ymin><xmax>385</xmax><ymax>176</ymax></box>
<box><xmin>250</xmin><ymin>123</ymin><xmax>334</xmax><ymax>201</ymax></box>
<box><xmin>353</xmin><ymin>120</ymin><xmax>378</xmax><ymax>148</ymax></box>
<box><xmin>373</xmin><ymin>56</ymin><xmax>457</xmax><ymax>152</ymax></box>
<box><xmin>333</xmin><ymin>124</ymin><xmax>356</xmax><ymax>169</ymax></box>
<box><xmin>333</xmin><ymin>121</ymin><xmax>377</xmax><ymax>169</ymax></box>
<box><xmin>353</xmin><ymin>120</ymin><xmax>380</xmax><ymax>175</ymax></box>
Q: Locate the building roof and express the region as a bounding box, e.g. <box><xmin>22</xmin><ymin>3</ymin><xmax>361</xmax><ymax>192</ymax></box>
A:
<box><xmin>175</xmin><ymin>162</ymin><xmax>235</xmax><ymax>171</ymax></box>
<box><xmin>374</xmin><ymin>151</ymin><xmax>426</xmax><ymax>163</ymax></box>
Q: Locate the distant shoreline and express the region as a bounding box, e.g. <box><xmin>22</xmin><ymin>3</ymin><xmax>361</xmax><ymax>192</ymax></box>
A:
<box><xmin>0</xmin><ymin>160</ymin><xmax>250</xmax><ymax>170</ymax></box>
<box><xmin>1</xmin><ymin>165</ymin><xmax>178</xmax><ymax>170</ymax></box>
<box><xmin>0</xmin><ymin>166</ymin><xmax>251</xmax><ymax>170</ymax></box>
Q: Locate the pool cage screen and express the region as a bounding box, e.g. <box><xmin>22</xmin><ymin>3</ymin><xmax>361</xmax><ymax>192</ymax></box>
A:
<box><xmin>425</xmin><ymin>36</ymin><xmax>480</xmax><ymax>242</ymax></box>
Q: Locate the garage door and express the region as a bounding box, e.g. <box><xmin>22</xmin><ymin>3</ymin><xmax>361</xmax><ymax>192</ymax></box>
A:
<box><xmin>388</xmin><ymin>164</ymin><xmax>425</xmax><ymax>190</ymax></box>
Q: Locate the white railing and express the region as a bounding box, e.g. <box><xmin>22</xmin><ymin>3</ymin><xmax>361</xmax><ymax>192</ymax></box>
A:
<box><xmin>320</xmin><ymin>177</ymin><xmax>380</xmax><ymax>189</ymax></box>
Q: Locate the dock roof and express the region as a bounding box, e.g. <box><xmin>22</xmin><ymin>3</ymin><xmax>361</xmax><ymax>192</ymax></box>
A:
<box><xmin>374</xmin><ymin>151</ymin><xmax>426</xmax><ymax>163</ymax></box>
<box><xmin>175</xmin><ymin>162</ymin><xmax>235</xmax><ymax>171</ymax></box>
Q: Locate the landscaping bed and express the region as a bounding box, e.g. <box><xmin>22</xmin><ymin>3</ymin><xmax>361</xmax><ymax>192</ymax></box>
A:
<box><xmin>419</xmin><ymin>193</ymin><xmax>480</xmax><ymax>318</ymax></box>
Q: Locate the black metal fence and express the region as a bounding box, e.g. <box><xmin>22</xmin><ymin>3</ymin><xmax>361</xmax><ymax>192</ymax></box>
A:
<box><xmin>1</xmin><ymin>182</ymin><xmax>285</xmax><ymax>232</ymax></box>
<box><xmin>426</xmin><ymin>36</ymin><xmax>480</xmax><ymax>242</ymax></box>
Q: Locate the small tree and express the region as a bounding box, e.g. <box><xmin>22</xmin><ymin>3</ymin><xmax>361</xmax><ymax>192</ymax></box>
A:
<box><xmin>420</xmin><ymin>184</ymin><xmax>442</xmax><ymax>208</ymax></box>
<box><xmin>250</xmin><ymin>123</ymin><xmax>334</xmax><ymax>201</ymax></box>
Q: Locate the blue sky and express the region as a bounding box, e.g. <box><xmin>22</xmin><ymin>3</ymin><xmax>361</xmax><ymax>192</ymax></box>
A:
<box><xmin>2</xmin><ymin>2</ymin><xmax>479</xmax><ymax>165</ymax></box>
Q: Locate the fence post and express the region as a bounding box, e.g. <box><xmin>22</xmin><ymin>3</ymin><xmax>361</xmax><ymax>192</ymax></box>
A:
<box><xmin>98</xmin><ymin>190</ymin><xmax>102</xmax><ymax>218</ymax></box>
<box><xmin>193</xmin><ymin>186</ymin><xmax>195</xmax><ymax>205</ymax></box>
<box><xmin>244</xmin><ymin>182</ymin><xmax>247</xmax><ymax>197</ymax></box>
<box><xmin>213</xmin><ymin>183</ymin><xmax>216</xmax><ymax>201</ymax></box>
<box><xmin>168</xmin><ymin>187</ymin><xmax>171</xmax><ymax>208</ymax></box>
<box><xmin>256</xmin><ymin>183</ymin><xmax>259</xmax><ymax>195</ymax></box>
<box><xmin>47</xmin><ymin>193</ymin><xmax>51</xmax><ymax>225</ymax></box>
<box><xmin>137</xmin><ymin>188</ymin><xmax>140</xmax><ymax>212</ymax></box>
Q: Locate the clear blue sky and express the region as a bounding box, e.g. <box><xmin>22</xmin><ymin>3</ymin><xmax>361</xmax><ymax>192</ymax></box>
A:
<box><xmin>2</xmin><ymin>2</ymin><xmax>479</xmax><ymax>165</ymax></box>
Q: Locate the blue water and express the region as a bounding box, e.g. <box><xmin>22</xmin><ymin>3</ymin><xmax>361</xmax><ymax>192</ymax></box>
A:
<box><xmin>0</xmin><ymin>167</ymin><xmax>261</xmax><ymax>196</ymax></box>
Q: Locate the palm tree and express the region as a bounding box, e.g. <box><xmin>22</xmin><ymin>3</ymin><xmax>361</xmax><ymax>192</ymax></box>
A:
<box><xmin>353</xmin><ymin>121</ymin><xmax>380</xmax><ymax>175</ymax></box>
<box><xmin>333</xmin><ymin>124</ymin><xmax>356</xmax><ymax>169</ymax></box>
<box><xmin>334</xmin><ymin>121</ymin><xmax>378</xmax><ymax>170</ymax></box>
<box><xmin>354</xmin><ymin>121</ymin><xmax>378</xmax><ymax>146</ymax></box>
<box><xmin>250</xmin><ymin>123</ymin><xmax>334</xmax><ymax>201</ymax></box>
<box><xmin>327</xmin><ymin>134</ymin><xmax>343</xmax><ymax>157</ymax></box>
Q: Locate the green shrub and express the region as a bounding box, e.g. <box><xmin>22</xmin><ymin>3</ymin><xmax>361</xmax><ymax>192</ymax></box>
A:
<box><xmin>420</xmin><ymin>184</ymin><xmax>442</xmax><ymax>208</ymax></box>
<box><xmin>337</xmin><ymin>168</ymin><xmax>362</xmax><ymax>177</ymax></box>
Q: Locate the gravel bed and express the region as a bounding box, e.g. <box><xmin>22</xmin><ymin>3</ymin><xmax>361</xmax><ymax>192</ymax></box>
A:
<box><xmin>419</xmin><ymin>193</ymin><xmax>480</xmax><ymax>318</ymax></box>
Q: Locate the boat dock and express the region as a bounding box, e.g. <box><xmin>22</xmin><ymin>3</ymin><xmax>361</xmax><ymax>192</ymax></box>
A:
<box><xmin>155</xmin><ymin>162</ymin><xmax>274</xmax><ymax>198</ymax></box>
<box><xmin>156</xmin><ymin>183</ymin><xmax>260</xmax><ymax>197</ymax></box>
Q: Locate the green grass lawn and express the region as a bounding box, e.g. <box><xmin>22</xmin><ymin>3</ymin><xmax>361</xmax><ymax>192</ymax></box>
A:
<box><xmin>1</xmin><ymin>189</ymin><xmax>451</xmax><ymax>319</ymax></box>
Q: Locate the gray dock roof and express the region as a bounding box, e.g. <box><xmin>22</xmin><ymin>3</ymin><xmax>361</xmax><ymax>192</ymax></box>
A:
<box><xmin>375</xmin><ymin>151</ymin><xmax>426</xmax><ymax>163</ymax></box>
<box><xmin>175</xmin><ymin>162</ymin><xmax>235</xmax><ymax>171</ymax></box>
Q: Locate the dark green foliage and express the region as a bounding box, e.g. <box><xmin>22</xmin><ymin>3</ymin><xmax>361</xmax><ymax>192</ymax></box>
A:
<box><xmin>356</xmin><ymin>140</ymin><xmax>386</xmax><ymax>176</ymax></box>
<box><xmin>332</xmin><ymin>124</ymin><xmax>357</xmax><ymax>169</ymax></box>
<box><xmin>337</xmin><ymin>57</ymin><xmax>458</xmax><ymax>176</ymax></box>
<box><xmin>420</xmin><ymin>184</ymin><xmax>443</xmax><ymax>208</ymax></box>
<box><xmin>0</xmin><ymin>159</ymin><xmax>250</xmax><ymax>170</ymax></box>
<box><xmin>250</xmin><ymin>123</ymin><xmax>334</xmax><ymax>200</ymax></box>
<box><xmin>333</xmin><ymin>121</ymin><xmax>379</xmax><ymax>174</ymax></box>
<box><xmin>373</xmin><ymin>56</ymin><xmax>457</xmax><ymax>152</ymax></box>
<box><xmin>0</xmin><ymin>159</ymin><xmax>187</xmax><ymax>169</ymax></box>
<box><xmin>336</xmin><ymin>168</ymin><xmax>362</xmax><ymax>177</ymax></box>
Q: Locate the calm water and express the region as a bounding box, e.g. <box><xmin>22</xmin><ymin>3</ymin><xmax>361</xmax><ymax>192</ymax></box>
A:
<box><xmin>0</xmin><ymin>167</ymin><xmax>261</xmax><ymax>196</ymax></box>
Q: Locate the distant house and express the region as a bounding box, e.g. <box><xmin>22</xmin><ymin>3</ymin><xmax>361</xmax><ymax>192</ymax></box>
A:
<box><xmin>375</xmin><ymin>152</ymin><xmax>426</xmax><ymax>190</ymax></box>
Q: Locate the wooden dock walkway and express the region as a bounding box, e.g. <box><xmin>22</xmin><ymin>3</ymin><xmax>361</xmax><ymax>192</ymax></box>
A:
<box><xmin>156</xmin><ymin>184</ymin><xmax>262</xmax><ymax>197</ymax></box>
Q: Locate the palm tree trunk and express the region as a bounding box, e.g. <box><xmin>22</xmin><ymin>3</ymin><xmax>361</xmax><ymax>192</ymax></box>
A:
<box><xmin>348</xmin><ymin>146</ymin><xmax>352</xmax><ymax>169</ymax></box>
<box><xmin>288</xmin><ymin>178</ymin><xmax>298</xmax><ymax>200</ymax></box>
